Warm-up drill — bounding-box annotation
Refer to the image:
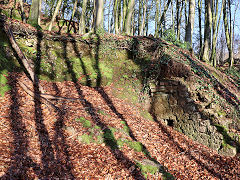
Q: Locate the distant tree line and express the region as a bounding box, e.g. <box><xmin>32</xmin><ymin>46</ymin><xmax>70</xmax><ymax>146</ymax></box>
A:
<box><xmin>8</xmin><ymin>0</ymin><xmax>240</xmax><ymax>68</ymax></box>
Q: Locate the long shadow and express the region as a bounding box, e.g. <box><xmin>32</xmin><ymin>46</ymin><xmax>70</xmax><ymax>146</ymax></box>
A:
<box><xmin>1</xmin><ymin>73</ymin><xmax>41</xmax><ymax>179</ymax></box>
<box><xmin>33</xmin><ymin>30</ymin><xmax>56</xmax><ymax>177</ymax></box>
<box><xmin>61</xmin><ymin>39</ymin><xmax>145</xmax><ymax>179</ymax></box>
<box><xmin>52</xmin><ymin>101</ymin><xmax>75</xmax><ymax>178</ymax></box>
<box><xmin>94</xmin><ymin>34</ymin><xmax>102</xmax><ymax>87</ymax></box>
<box><xmin>0</xmin><ymin>19</ymin><xmax>42</xmax><ymax>179</ymax></box>
<box><xmin>127</xmin><ymin>37</ymin><xmax>240</xmax><ymax>178</ymax></box>
<box><xmin>72</xmin><ymin>33</ymin><xmax>163</xmax><ymax>167</ymax></box>
<box><xmin>0</xmin><ymin>16</ymin><xmax>74</xmax><ymax>179</ymax></box>
<box><xmin>51</xmin><ymin>77</ymin><xmax>75</xmax><ymax>178</ymax></box>
<box><xmin>96</xmin><ymin>87</ymin><xmax>162</xmax><ymax>165</ymax></box>
<box><xmin>70</xmin><ymin>35</ymin><xmax>91</xmax><ymax>87</ymax></box>
<box><xmin>151</xmin><ymin>80</ymin><xmax>240</xmax><ymax>176</ymax></box>
<box><xmin>33</xmin><ymin>30</ymin><xmax>74</xmax><ymax>178</ymax></box>
<box><xmin>152</xmin><ymin>114</ymin><xmax>240</xmax><ymax>179</ymax></box>
<box><xmin>92</xmin><ymin>34</ymin><xmax>161</xmax><ymax>164</ymax></box>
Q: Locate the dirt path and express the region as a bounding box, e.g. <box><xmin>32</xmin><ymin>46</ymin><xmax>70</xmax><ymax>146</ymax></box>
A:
<box><xmin>0</xmin><ymin>72</ymin><xmax>239</xmax><ymax>179</ymax></box>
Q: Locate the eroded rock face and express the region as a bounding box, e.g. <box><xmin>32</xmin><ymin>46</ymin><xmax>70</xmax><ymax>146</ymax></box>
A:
<box><xmin>150</xmin><ymin>79</ymin><xmax>236</xmax><ymax>156</ymax></box>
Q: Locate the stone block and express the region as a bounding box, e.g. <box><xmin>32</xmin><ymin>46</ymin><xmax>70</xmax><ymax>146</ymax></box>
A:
<box><xmin>189</xmin><ymin>112</ymin><xmax>201</xmax><ymax>120</ymax></box>
<box><xmin>169</xmin><ymin>95</ymin><xmax>177</xmax><ymax>105</ymax></box>
<box><xmin>198</xmin><ymin>126</ymin><xmax>206</xmax><ymax>133</ymax></box>
<box><xmin>218</xmin><ymin>145</ymin><xmax>237</xmax><ymax>157</ymax></box>
<box><xmin>184</xmin><ymin>103</ymin><xmax>196</xmax><ymax>113</ymax></box>
<box><xmin>179</xmin><ymin>91</ymin><xmax>189</xmax><ymax>97</ymax></box>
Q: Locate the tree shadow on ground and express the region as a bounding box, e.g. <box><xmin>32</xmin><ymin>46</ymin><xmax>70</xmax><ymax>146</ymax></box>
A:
<box><xmin>1</xmin><ymin>28</ymin><xmax>74</xmax><ymax>179</ymax></box>
<box><xmin>62</xmin><ymin>36</ymin><xmax>146</xmax><ymax>180</ymax></box>
<box><xmin>151</xmin><ymin>114</ymin><xmax>240</xmax><ymax>179</ymax></box>
<box><xmin>33</xmin><ymin>29</ymin><xmax>74</xmax><ymax>178</ymax></box>
<box><xmin>127</xmin><ymin>37</ymin><xmax>240</xmax><ymax>178</ymax></box>
<box><xmin>1</xmin><ymin>73</ymin><xmax>42</xmax><ymax>179</ymax></box>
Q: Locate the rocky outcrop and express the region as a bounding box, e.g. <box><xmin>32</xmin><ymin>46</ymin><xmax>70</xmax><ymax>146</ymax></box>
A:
<box><xmin>150</xmin><ymin>79</ymin><xmax>237</xmax><ymax>156</ymax></box>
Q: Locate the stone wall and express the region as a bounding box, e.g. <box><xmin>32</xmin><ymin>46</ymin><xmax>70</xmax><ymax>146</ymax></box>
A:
<box><xmin>150</xmin><ymin>79</ymin><xmax>225</xmax><ymax>153</ymax></box>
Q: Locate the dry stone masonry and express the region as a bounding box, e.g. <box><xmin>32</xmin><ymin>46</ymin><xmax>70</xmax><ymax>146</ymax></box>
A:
<box><xmin>149</xmin><ymin>79</ymin><xmax>235</xmax><ymax>155</ymax></box>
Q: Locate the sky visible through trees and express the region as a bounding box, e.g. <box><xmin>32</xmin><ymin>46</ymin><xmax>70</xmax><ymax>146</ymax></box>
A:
<box><xmin>21</xmin><ymin>0</ymin><xmax>240</xmax><ymax>67</ymax></box>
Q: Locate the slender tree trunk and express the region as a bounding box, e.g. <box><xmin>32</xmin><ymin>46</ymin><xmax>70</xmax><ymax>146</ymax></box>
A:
<box><xmin>201</xmin><ymin>0</ymin><xmax>212</xmax><ymax>63</ymax></box>
<box><xmin>49</xmin><ymin>0</ymin><xmax>55</xmax><ymax>18</ymax></box>
<box><xmin>138</xmin><ymin>0</ymin><xmax>142</xmax><ymax>35</ymax></box>
<box><xmin>145</xmin><ymin>0</ymin><xmax>153</xmax><ymax>35</ymax></box>
<box><xmin>131</xmin><ymin>7</ymin><xmax>135</xmax><ymax>35</ymax></box>
<box><xmin>233</xmin><ymin>1</ymin><xmax>239</xmax><ymax>63</ymax></box>
<box><xmin>90</xmin><ymin>0</ymin><xmax>96</xmax><ymax>31</ymax></box>
<box><xmin>18</xmin><ymin>0</ymin><xmax>26</xmax><ymax>23</ymax></box>
<box><xmin>48</xmin><ymin>0</ymin><xmax>63</xmax><ymax>31</ymax></box>
<box><xmin>122</xmin><ymin>0</ymin><xmax>127</xmax><ymax>29</ymax></box>
<box><xmin>79</xmin><ymin>0</ymin><xmax>87</xmax><ymax>34</ymax></box>
<box><xmin>67</xmin><ymin>0</ymin><xmax>78</xmax><ymax>33</ymax></box>
<box><xmin>171</xmin><ymin>1</ymin><xmax>174</xmax><ymax>30</ymax></box>
<box><xmin>210</xmin><ymin>0</ymin><xmax>223</xmax><ymax>66</ymax></box>
<box><xmin>223</xmin><ymin>0</ymin><xmax>233</xmax><ymax>67</ymax></box>
<box><xmin>114</xmin><ymin>0</ymin><xmax>119</xmax><ymax>33</ymax></box>
<box><xmin>176</xmin><ymin>0</ymin><xmax>183</xmax><ymax>40</ymax></box>
<box><xmin>158</xmin><ymin>0</ymin><xmax>171</xmax><ymax>36</ymax></box>
<box><xmin>123</xmin><ymin>0</ymin><xmax>135</xmax><ymax>35</ymax></box>
<box><xmin>198</xmin><ymin>0</ymin><xmax>203</xmax><ymax>56</ymax></box>
<box><xmin>94</xmin><ymin>0</ymin><xmax>104</xmax><ymax>31</ymax></box>
<box><xmin>108</xmin><ymin>0</ymin><xmax>112</xmax><ymax>33</ymax></box>
<box><xmin>139</xmin><ymin>0</ymin><xmax>148</xmax><ymax>36</ymax></box>
<box><xmin>185</xmin><ymin>0</ymin><xmax>195</xmax><ymax>46</ymax></box>
<box><xmin>155</xmin><ymin>0</ymin><xmax>160</xmax><ymax>37</ymax></box>
<box><xmin>38</xmin><ymin>0</ymin><xmax>42</xmax><ymax>25</ymax></box>
<box><xmin>110</xmin><ymin>3</ymin><xmax>115</xmax><ymax>33</ymax></box>
<box><xmin>176</xmin><ymin>0</ymin><xmax>180</xmax><ymax>38</ymax></box>
<box><xmin>184</xmin><ymin>0</ymin><xmax>187</xmax><ymax>32</ymax></box>
<box><xmin>29</xmin><ymin>0</ymin><xmax>40</xmax><ymax>26</ymax></box>
<box><xmin>118</xmin><ymin>0</ymin><xmax>122</xmax><ymax>32</ymax></box>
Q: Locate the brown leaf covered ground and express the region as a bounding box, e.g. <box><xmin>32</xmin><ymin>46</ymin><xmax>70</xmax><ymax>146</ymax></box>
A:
<box><xmin>0</xmin><ymin>72</ymin><xmax>240</xmax><ymax>179</ymax></box>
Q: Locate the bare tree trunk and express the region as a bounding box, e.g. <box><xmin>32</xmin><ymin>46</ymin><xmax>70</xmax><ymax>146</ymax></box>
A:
<box><xmin>18</xmin><ymin>0</ymin><xmax>26</xmax><ymax>23</ymax></box>
<box><xmin>123</xmin><ymin>0</ymin><xmax>135</xmax><ymax>35</ymax></box>
<box><xmin>122</xmin><ymin>0</ymin><xmax>127</xmax><ymax>29</ymax></box>
<box><xmin>38</xmin><ymin>0</ymin><xmax>42</xmax><ymax>25</ymax></box>
<box><xmin>118</xmin><ymin>0</ymin><xmax>122</xmax><ymax>32</ymax></box>
<box><xmin>114</xmin><ymin>0</ymin><xmax>119</xmax><ymax>33</ymax></box>
<box><xmin>139</xmin><ymin>0</ymin><xmax>148</xmax><ymax>36</ymax></box>
<box><xmin>29</xmin><ymin>0</ymin><xmax>40</xmax><ymax>26</ymax></box>
<box><xmin>138</xmin><ymin>0</ymin><xmax>142</xmax><ymax>35</ymax></box>
<box><xmin>198</xmin><ymin>0</ymin><xmax>203</xmax><ymax>56</ymax></box>
<box><xmin>223</xmin><ymin>0</ymin><xmax>233</xmax><ymax>68</ymax></box>
<box><xmin>158</xmin><ymin>0</ymin><xmax>171</xmax><ymax>36</ymax></box>
<box><xmin>67</xmin><ymin>0</ymin><xmax>78</xmax><ymax>33</ymax></box>
<box><xmin>48</xmin><ymin>0</ymin><xmax>63</xmax><ymax>31</ymax></box>
<box><xmin>155</xmin><ymin>0</ymin><xmax>160</xmax><ymax>37</ymax></box>
<box><xmin>131</xmin><ymin>7</ymin><xmax>135</xmax><ymax>35</ymax></box>
<box><xmin>145</xmin><ymin>0</ymin><xmax>153</xmax><ymax>35</ymax></box>
<box><xmin>176</xmin><ymin>0</ymin><xmax>183</xmax><ymax>40</ymax></box>
<box><xmin>210</xmin><ymin>0</ymin><xmax>223</xmax><ymax>66</ymax></box>
<box><xmin>185</xmin><ymin>0</ymin><xmax>195</xmax><ymax>46</ymax></box>
<box><xmin>79</xmin><ymin>0</ymin><xmax>87</xmax><ymax>34</ymax></box>
<box><xmin>201</xmin><ymin>0</ymin><xmax>212</xmax><ymax>63</ymax></box>
<box><xmin>171</xmin><ymin>1</ymin><xmax>174</xmax><ymax>30</ymax></box>
<box><xmin>108</xmin><ymin>0</ymin><xmax>112</xmax><ymax>33</ymax></box>
<box><xmin>94</xmin><ymin>0</ymin><xmax>104</xmax><ymax>31</ymax></box>
<box><xmin>233</xmin><ymin>0</ymin><xmax>240</xmax><ymax>62</ymax></box>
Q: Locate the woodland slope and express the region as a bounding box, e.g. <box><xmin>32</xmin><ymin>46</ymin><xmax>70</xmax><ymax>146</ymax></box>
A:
<box><xmin>0</xmin><ymin>14</ymin><xmax>240</xmax><ymax>179</ymax></box>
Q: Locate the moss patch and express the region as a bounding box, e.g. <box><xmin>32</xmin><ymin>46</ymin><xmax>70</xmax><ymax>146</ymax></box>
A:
<box><xmin>78</xmin><ymin>134</ymin><xmax>93</xmax><ymax>144</ymax></box>
<box><xmin>76</xmin><ymin>117</ymin><xmax>92</xmax><ymax>128</ymax></box>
